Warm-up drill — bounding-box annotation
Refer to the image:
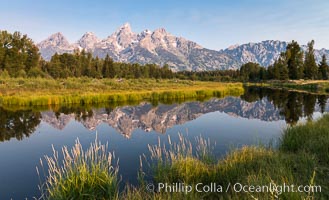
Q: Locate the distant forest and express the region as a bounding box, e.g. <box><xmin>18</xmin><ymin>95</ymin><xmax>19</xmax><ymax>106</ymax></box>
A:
<box><xmin>0</xmin><ymin>30</ymin><xmax>328</xmax><ymax>81</ymax></box>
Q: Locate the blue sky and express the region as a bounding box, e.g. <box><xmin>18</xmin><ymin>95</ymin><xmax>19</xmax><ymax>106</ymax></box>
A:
<box><xmin>1</xmin><ymin>0</ymin><xmax>329</xmax><ymax>49</ymax></box>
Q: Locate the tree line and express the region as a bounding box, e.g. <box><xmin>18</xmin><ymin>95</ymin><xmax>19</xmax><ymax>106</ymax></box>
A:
<box><xmin>0</xmin><ymin>30</ymin><xmax>328</xmax><ymax>81</ymax></box>
<box><xmin>42</xmin><ymin>51</ymin><xmax>174</xmax><ymax>79</ymax></box>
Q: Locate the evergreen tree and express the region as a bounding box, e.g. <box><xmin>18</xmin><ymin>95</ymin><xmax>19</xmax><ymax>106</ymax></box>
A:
<box><xmin>108</xmin><ymin>56</ymin><xmax>115</xmax><ymax>78</ymax></box>
<box><xmin>239</xmin><ymin>62</ymin><xmax>262</xmax><ymax>81</ymax></box>
<box><xmin>304</xmin><ymin>40</ymin><xmax>318</xmax><ymax>79</ymax></box>
<box><xmin>285</xmin><ymin>40</ymin><xmax>304</xmax><ymax>79</ymax></box>
<box><xmin>273</xmin><ymin>62</ymin><xmax>281</xmax><ymax>80</ymax></box>
<box><xmin>278</xmin><ymin>56</ymin><xmax>289</xmax><ymax>80</ymax></box>
<box><xmin>102</xmin><ymin>54</ymin><xmax>111</xmax><ymax>78</ymax></box>
<box><xmin>161</xmin><ymin>64</ymin><xmax>173</xmax><ymax>79</ymax></box>
<box><xmin>73</xmin><ymin>49</ymin><xmax>82</xmax><ymax>77</ymax></box>
<box><xmin>259</xmin><ymin>67</ymin><xmax>267</xmax><ymax>80</ymax></box>
<box><xmin>133</xmin><ymin>63</ymin><xmax>142</xmax><ymax>78</ymax></box>
<box><xmin>271</xmin><ymin>53</ymin><xmax>289</xmax><ymax>80</ymax></box>
<box><xmin>318</xmin><ymin>55</ymin><xmax>329</xmax><ymax>80</ymax></box>
<box><xmin>90</xmin><ymin>57</ymin><xmax>102</xmax><ymax>78</ymax></box>
<box><xmin>48</xmin><ymin>53</ymin><xmax>62</xmax><ymax>78</ymax></box>
<box><xmin>267</xmin><ymin>65</ymin><xmax>275</xmax><ymax>79</ymax></box>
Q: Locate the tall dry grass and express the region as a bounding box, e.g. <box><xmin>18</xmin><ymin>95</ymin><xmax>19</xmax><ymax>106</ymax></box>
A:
<box><xmin>37</xmin><ymin>136</ymin><xmax>119</xmax><ymax>200</ymax></box>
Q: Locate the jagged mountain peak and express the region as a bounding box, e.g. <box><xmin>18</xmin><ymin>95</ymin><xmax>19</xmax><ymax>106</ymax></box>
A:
<box><xmin>39</xmin><ymin>32</ymin><xmax>69</xmax><ymax>47</ymax></box>
<box><xmin>77</xmin><ymin>32</ymin><xmax>100</xmax><ymax>49</ymax></box>
<box><xmin>227</xmin><ymin>44</ymin><xmax>240</xmax><ymax>50</ymax></box>
<box><xmin>137</xmin><ymin>29</ymin><xmax>152</xmax><ymax>40</ymax></box>
<box><xmin>121</xmin><ymin>22</ymin><xmax>131</xmax><ymax>29</ymax></box>
<box><xmin>154</xmin><ymin>28</ymin><xmax>167</xmax><ymax>34</ymax></box>
<box><xmin>113</xmin><ymin>22</ymin><xmax>134</xmax><ymax>36</ymax></box>
<box><xmin>152</xmin><ymin>28</ymin><xmax>171</xmax><ymax>38</ymax></box>
<box><xmin>49</xmin><ymin>32</ymin><xmax>65</xmax><ymax>38</ymax></box>
<box><xmin>82</xmin><ymin>32</ymin><xmax>97</xmax><ymax>36</ymax></box>
<box><xmin>37</xmin><ymin>32</ymin><xmax>77</xmax><ymax>60</ymax></box>
<box><xmin>51</xmin><ymin>32</ymin><xmax>64</xmax><ymax>37</ymax></box>
<box><xmin>100</xmin><ymin>23</ymin><xmax>137</xmax><ymax>52</ymax></box>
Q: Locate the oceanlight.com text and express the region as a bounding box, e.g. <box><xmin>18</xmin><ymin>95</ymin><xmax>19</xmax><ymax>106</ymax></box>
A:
<box><xmin>146</xmin><ymin>182</ymin><xmax>322</xmax><ymax>195</ymax></box>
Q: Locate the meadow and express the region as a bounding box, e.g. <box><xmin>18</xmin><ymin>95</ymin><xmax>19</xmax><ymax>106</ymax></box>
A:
<box><xmin>0</xmin><ymin>77</ymin><xmax>244</xmax><ymax>107</ymax></box>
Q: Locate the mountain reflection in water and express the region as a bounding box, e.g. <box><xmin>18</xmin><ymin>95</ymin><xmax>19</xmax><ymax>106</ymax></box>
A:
<box><xmin>0</xmin><ymin>87</ymin><xmax>328</xmax><ymax>142</ymax></box>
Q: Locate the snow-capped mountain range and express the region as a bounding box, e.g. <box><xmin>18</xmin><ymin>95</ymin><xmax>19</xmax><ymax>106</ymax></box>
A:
<box><xmin>37</xmin><ymin>23</ymin><xmax>329</xmax><ymax>71</ymax></box>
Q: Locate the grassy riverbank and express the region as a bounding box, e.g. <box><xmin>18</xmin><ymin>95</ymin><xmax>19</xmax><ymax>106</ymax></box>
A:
<box><xmin>0</xmin><ymin>78</ymin><xmax>243</xmax><ymax>107</ymax></box>
<box><xmin>39</xmin><ymin>115</ymin><xmax>329</xmax><ymax>199</ymax></box>
<box><xmin>246</xmin><ymin>80</ymin><xmax>329</xmax><ymax>94</ymax></box>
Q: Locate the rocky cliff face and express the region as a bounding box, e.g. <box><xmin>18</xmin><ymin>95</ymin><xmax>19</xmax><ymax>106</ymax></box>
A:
<box><xmin>221</xmin><ymin>40</ymin><xmax>288</xmax><ymax>67</ymax></box>
<box><xmin>222</xmin><ymin>41</ymin><xmax>329</xmax><ymax>68</ymax></box>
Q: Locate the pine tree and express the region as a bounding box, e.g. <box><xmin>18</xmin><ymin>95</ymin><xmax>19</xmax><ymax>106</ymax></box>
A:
<box><xmin>239</xmin><ymin>62</ymin><xmax>262</xmax><ymax>81</ymax></box>
<box><xmin>73</xmin><ymin>49</ymin><xmax>82</xmax><ymax>77</ymax></box>
<box><xmin>108</xmin><ymin>56</ymin><xmax>115</xmax><ymax>78</ymax></box>
<box><xmin>102</xmin><ymin>54</ymin><xmax>111</xmax><ymax>78</ymax></box>
<box><xmin>90</xmin><ymin>57</ymin><xmax>102</xmax><ymax>78</ymax></box>
<box><xmin>285</xmin><ymin>40</ymin><xmax>304</xmax><ymax>79</ymax></box>
<box><xmin>48</xmin><ymin>53</ymin><xmax>62</xmax><ymax>78</ymax></box>
<box><xmin>278</xmin><ymin>58</ymin><xmax>289</xmax><ymax>80</ymax></box>
<box><xmin>304</xmin><ymin>40</ymin><xmax>318</xmax><ymax>80</ymax></box>
<box><xmin>272</xmin><ymin>53</ymin><xmax>289</xmax><ymax>80</ymax></box>
<box><xmin>272</xmin><ymin>61</ymin><xmax>281</xmax><ymax>80</ymax></box>
<box><xmin>318</xmin><ymin>55</ymin><xmax>329</xmax><ymax>80</ymax></box>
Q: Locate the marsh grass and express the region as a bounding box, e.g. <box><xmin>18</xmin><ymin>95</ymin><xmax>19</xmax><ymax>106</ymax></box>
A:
<box><xmin>141</xmin><ymin>139</ymin><xmax>316</xmax><ymax>199</ymax></box>
<box><xmin>127</xmin><ymin>116</ymin><xmax>329</xmax><ymax>199</ymax></box>
<box><xmin>147</xmin><ymin>134</ymin><xmax>215</xmax><ymax>184</ymax></box>
<box><xmin>280</xmin><ymin>115</ymin><xmax>329</xmax><ymax>163</ymax></box>
<box><xmin>0</xmin><ymin>78</ymin><xmax>244</xmax><ymax>107</ymax></box>
<box><xmin>37</xmin><ymin>137</ymin><xmax>119</xmax><ymax>200</ymax></box>
<box><xmin>38</xmin><ymin>115</ymin><xmax>329</xmax><ymax>199</ymax></box>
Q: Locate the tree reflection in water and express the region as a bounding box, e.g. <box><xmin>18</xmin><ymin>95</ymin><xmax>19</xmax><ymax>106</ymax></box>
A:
<box><xmin>242</xmin><ymin>87</ymin><xmax>328</xmax><ymax>125</ymax></box>
<box><xmin>0</xmin><ymin>107</ymin><xmax>41</xmax><ymax>142</ymax></box>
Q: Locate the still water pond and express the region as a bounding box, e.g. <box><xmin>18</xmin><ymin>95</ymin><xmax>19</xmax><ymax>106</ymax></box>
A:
<box><xmin>0</xmin><ymin>87</ymin><xmax>328</xmax><ymax>199</ymax></box>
